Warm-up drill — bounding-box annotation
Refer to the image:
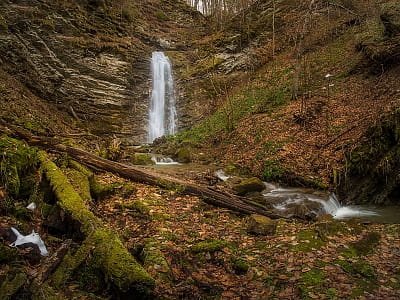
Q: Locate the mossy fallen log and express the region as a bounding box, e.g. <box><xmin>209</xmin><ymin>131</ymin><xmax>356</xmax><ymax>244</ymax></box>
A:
<box><xmin>37</xmin><ymin>151</ymin><xmax>155</xmax><ymax>295</ymax></box>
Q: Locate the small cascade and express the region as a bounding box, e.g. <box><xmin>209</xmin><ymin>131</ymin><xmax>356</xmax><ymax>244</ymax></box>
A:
<box><xmin>148</xmin><ymin>51</ymin><xmax>177</xmax><ymax>143</ymax></box>
<box><xmin>323</xmin><ymin>193</ymin><xmax>379</xmax><ymax>219</ymax></box>
<box><xmin>151</xmin><ymin>156</ymin><xmax>180</xmax><ymax>165</ymax></box>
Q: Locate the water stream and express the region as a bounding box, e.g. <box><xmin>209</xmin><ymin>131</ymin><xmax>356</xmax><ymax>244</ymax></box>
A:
<box><xmin>215</xmin><ymin>170</ymin><xmax>400</xmax><ymax>223</ymax></box>
<box><xmin>148</xmin><ymin>52</ymin><xmax>177</xmax><ymax>143</ymax></box>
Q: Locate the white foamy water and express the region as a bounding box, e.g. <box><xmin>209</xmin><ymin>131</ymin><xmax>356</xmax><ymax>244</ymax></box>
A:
<box><xmin>263</xmin><ymin>185</ymin><xmax>379</xmax><ymax>219</ymax></box>
<box><xmin>148</xmin><ymin>52</ymin><xmax>177</xmax><ymax>142</ymax></box>
<box><xmin>151</xmin><ymin>156</ymin><xmax>180</xmax><ymax>165</ymax></box>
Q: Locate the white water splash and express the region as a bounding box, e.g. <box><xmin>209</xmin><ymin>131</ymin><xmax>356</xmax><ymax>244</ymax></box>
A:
<box><xmin>324</xmin><ymin>193</ymin><xmax>379</xmax><ymax>219</ymax></box>
<box><xmin>148</xmin><ymin>52</ymin><xmax>177</xmax><ymax>142</ymax></box>
<box><xmin>263</xmin><ymin>185</ymin><xmax>379</xmax><ymax>219</ymax></box>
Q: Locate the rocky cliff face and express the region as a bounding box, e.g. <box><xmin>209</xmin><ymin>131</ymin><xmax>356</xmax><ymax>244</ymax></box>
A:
<box><xmin>0</xmin><ymin>0</ymin><xmax>204</xmax><ymax>143</ymax></box>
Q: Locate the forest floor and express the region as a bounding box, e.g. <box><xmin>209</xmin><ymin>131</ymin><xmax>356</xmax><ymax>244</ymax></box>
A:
<box><xmin>92</xmin><ymin>171</ymin><xmax>400</xmax><ymax>299</ymax></box>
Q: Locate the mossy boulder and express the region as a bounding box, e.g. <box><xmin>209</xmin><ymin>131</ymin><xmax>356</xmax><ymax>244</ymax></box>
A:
<box><xmin>232</xmin><ymin>177</ymin><xmax>265</xmax><ymax>196</ymax></box>
<box><xmin>130</xmin><ymin>153</ymin><xmax>155</xmax><ymax>165</ymax></box>
<box><xmin>174</xmin><ymin>147</ymin><xmax>192</xmax><ymax>163</ymax></box>
<box><xmin>316</xmin><ymin>214</ymin><xmax>346</xmax><ymax>236</ymax></box>
<box><xmin>246</xmin><ymin>214</ymin><xmax>277</xmax><ymax>235</ymax></box>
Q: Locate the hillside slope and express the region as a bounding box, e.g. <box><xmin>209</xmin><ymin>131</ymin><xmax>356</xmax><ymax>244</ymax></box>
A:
<box><xmin>167</xmin><ymin>0</ymin><xmax>400</xmax><ymax>204</ymax></box>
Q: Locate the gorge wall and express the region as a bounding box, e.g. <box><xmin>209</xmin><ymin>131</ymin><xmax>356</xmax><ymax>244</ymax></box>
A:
<box><xmin>0</xmin><ymin>0</ymin><xmax>205</xmax><ymax>143</ymax></box>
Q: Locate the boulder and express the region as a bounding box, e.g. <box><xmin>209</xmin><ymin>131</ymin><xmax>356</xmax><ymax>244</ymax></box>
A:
<box><xmin>130</xmin><ymin>153</ymin><xmax>155</xmax><ymax>165</ymax></box>
<box><xmin>232</xmin><ymin>177</ymin><xmax>265</xmax><ymax>196</ymax></box>
<box><xmin>174</xmin><ymin>147</ymin><xmax>192</xmax><ymax>163</ymax></box>
<box><xmin>247</xmin><ymin>214</ymin><xmax>277</xmax><ymax>235</ymax></box>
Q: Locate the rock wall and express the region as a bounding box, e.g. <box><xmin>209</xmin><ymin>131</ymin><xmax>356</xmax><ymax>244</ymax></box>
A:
<box><xmin>0</xmin><ymin>0</ymin><xmax>204</xmax><ymax>143</ymax></box>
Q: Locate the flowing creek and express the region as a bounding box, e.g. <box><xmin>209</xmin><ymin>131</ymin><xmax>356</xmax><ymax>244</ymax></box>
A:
<box><xmin>142</xmin><ymin>164</ymin><xmax>400</xmax><ymax>223</ymax></box>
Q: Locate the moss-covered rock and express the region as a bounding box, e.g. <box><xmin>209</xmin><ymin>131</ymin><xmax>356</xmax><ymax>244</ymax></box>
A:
<box><xmin>174</xmin><ymin>147</ymin><xmax>192</xmax><ymax>163</ymax></box>
<box><xmin>232</xmin><ymin>177</ymin><xmax>265</xmax><ymax>196</ymax></box>
<box><xmin>246</xmin><ymin>214</ymin><xmax>277</xmax><ymax>235</ymax></box>
<box><xmin>335</xmin><ymin>259</ymin><xmax>376</xmax><ymax>279</ymax></box>
<box><xmin>191</xmin><ymin>239</ymin><xmax>228</xmax><ymax>253</ymax></box>
<box><xmin>130</xmin><ymin>153</ymin><xmax>155</xmax><ymax>165</ymax></box>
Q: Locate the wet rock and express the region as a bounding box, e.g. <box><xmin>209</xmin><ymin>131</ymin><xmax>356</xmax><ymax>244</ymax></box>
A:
<box><xmin>284</xmin><ymin>199</ymin><xmax>321</xmax><ymax>220</ymax></box>
<box><xmin>246</xmin><ymin>214</ymin><xmax>277</xmax><ymax>235</ymax></box>
<box><xmin>232</xmin><ymin>177</ymin><xmax>265</xmax><ymax>196</ymax></box>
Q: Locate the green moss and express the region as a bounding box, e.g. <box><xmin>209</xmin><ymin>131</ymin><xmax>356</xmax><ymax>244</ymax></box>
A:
<box><xmin>191</xmin><ymin>239</ymin><xmax>228</xmax><ymax>253</ymax></box>
<box><xmin>155</xmin><ymin>10</ymin><xmax>169</xmax><ymax>21</ymax></box>
<box><xmin>292</xmin><ymin>230</ymin><xmax>326</xmax><ymax>252</ymax></box>
<box><xmin>140</xmin><ymin>239</ymin><xmax>171</xmax><ymax>280</ymax></box>
<box><xmin>0</xmin><ymin>15</ymin><xmax>8</xmax><ymax>32</ymax></box>
<box><xmin>115</xmin><ymin>200</ymin><xmax>150</xmax><ymax>215</ymax></box>
<box><xmin>0</xmin><ymin>136</ymin><xmax>39</xmax><ymax>200</ymax></box>
<box><xmin>74</xmin><ymin>260</ymin><xmax>104</xmax><ymax>293</ymax></box>
<box><xmin>350</xmin><ymin>232</ymin><xmax>381</xmax><ymax>256</ymax></box>
<box><xmin>64</xmin><ymin>169</ymin><xmax>91</xmax><ymax>203</ymax></box>
<box><xmin>299</xmin><ymin>268</ymin><xmax>326</xmax><ymax>297</ymax></box>
<box><xmin>335</xmin><ymin>259</ymin><xmax>376</xmax><ymax>278</ymax></box>
<box><xmin>130</xmin><ymin>153</ymin><xmax>155</xmax><ymax>165</ymax></box>
<box><xmin>0</xmin><ymin>243</ymin><xmax>18</xmax><ymax>264</ymax></box>
<box><xmin>231</xmin><ymin>258</ymin><xmax>249</xmax><ymax>275</ymax></box>
<box><xmin>232</xmin><ymin>177</ymin><xmax>265</xmax><ymax>196</ymax></box>
<box><xmin>91</xmin><ymin>229</ymin><xmax>155</xmax><ymax>293</ymax></box>
<box><xmin>262</xmin><ymin>159</ymin><xmax>285</xmax><ymax>182</ymax></box>
<box><xmin>316</xmin><ymin>218</ymin><xmax>346</xmax><ymax>237</ymax></box>
<box><xmin>175</xmin><ymin>147</ymin><xmax>191</xmax><ymax>163</ymax></box>
<box><xmin>52</xmin><ymin>229</ymin><xmax>155</xmax><ymax>294</ymax></box>
<box><xmin>38</xmin><ymin>151</ymin><xmax>101</xmax><ymax>235</ymax></box>
<box><xmin>0</xmin><ymin>272</ymin><xmax>27</xmax><ymax>299</ymax></box>
<box><xmin>89</xmin><ymin>176</ymin><xmax>117</xmax><ymax>202</ymax></box>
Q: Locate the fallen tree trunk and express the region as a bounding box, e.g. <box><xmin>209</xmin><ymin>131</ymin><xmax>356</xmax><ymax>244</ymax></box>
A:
<box><xmin>48</xmin><ymin>144</ymin><xmax>285</xmax><ymax>219</ymax></box>
<box><xmin>5</xmin><ymin>124</ymin><xmax>285</xmax><ymax>219</ymax></box>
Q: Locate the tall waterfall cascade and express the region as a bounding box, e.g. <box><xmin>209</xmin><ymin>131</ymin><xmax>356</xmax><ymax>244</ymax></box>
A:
<box><xmin>148</xmin><ymin>51</ymin><xmax>177</xmax><ymax>143</ymax></box>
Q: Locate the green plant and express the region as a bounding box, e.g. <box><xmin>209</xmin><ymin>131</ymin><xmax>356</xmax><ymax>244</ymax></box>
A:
<box><xmin>262</xmin><ymin>159</ymin><xmax>284</xmax><ymax>182</ymax></box>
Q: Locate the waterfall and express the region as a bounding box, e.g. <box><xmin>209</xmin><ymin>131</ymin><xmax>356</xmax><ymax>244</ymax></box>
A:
<box><xmin>148</xmin><ymin>51</ymin><xmax>177</xmax><ymax>143</ymax></box>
